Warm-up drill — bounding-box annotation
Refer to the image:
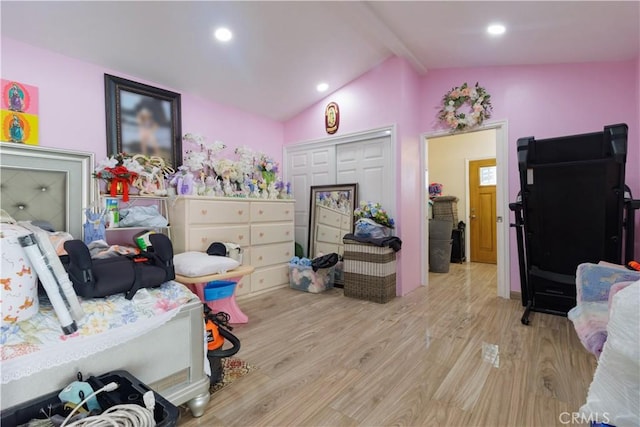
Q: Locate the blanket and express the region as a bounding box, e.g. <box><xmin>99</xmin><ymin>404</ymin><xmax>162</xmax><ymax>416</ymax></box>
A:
<box><xmin>1</xmin><ymin>280</ymin><xmax>194</xmax><ymax>384</ymax></box>
<box><xmin>568</xmin><ymin>263</ymin><xmax>640</xmax><ymax>357</ymax></box>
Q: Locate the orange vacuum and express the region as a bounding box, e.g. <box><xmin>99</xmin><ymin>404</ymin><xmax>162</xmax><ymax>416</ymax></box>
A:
<box><xmin>204</xmin><ymin>305</ymin><xmax>241</xmax><ymax>385</ymax></box>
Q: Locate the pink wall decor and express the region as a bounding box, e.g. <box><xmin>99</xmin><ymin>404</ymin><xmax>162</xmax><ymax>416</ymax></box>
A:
<box><xmin>0</xmin><ymin>79</ymin><xmax>39</xmax><ymax>145</ymax></box>
<box><xmin>1</xmin><ymin>79</ymin><xmax>38</xmax><ymax>114</ymax></box>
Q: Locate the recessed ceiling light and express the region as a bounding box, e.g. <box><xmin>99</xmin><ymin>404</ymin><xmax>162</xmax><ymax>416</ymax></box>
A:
<box><xmin>316</xmin><ymin>83</ymin><xmax>329</xmax><ymax>92</ymax></box>
<box><xmin>487</xmin><ymin>24</ymin><xmax>506</xmax><ymax>36</ymax></box>
<box><xmin>214</xmin><ymin>27</ymin><xmax>233</xmax><ymax>42</ymax></box>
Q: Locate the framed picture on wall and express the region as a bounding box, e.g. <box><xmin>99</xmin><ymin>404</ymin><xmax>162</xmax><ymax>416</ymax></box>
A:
<box><xmin>104</xmin><ymin>74</ymin><xmax>182</xmax><ymax>169</ymax></box>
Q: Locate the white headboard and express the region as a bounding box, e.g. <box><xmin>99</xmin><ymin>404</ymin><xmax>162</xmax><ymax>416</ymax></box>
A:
<box><xmin>0</xmin><ymin>144</ymin><xmax>95</xmax><ymax>239</ymax></box>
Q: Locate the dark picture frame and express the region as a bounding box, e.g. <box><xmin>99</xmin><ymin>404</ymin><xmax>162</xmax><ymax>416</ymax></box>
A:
<box><xmin>308</xmin><ymin>183</ymin><xmax>358</xmax><ymax>257</ymax></box>
<box><xmin>104</xmin><ymin>74</ymin><xmax>182</xmax><ymax>168</ymax></box>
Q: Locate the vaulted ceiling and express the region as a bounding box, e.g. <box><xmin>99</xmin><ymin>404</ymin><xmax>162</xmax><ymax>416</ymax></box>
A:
<box><xmin>2</xmin><ymin>1</ymin><xmax>638</xmax><ymax>121</ymax></box>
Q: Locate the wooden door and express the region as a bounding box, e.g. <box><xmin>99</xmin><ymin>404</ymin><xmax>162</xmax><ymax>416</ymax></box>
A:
<box><xmin>469</xmin><ymin>159</ymin><xmax>497</xmax><ymax>264</ymax></box>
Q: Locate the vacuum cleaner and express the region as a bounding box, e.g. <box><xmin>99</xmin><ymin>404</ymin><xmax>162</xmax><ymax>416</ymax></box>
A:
<box><xmin>203</xmin><ymin>305</ymin><xmax>241</xmax><ymax>385</ymax></box>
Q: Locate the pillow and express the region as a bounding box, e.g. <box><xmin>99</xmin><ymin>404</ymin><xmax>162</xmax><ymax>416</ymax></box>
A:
<box><xmin>173</xmin><ymin>251</ymin><xmax>240</xmax><ymax>277</ymax></box>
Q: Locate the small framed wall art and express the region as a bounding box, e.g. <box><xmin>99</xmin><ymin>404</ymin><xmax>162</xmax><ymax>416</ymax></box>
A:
<box><xmin>325</xmin><ymin>102</ymin><xmax>339</xmax><ymax>134</ymax></box>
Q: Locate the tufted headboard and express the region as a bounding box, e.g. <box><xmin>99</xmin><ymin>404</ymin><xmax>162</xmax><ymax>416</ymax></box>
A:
<box><xmin>0</xmin><ymin>144</ymin><xmax>95</xmax><ymax>239</ymax></box>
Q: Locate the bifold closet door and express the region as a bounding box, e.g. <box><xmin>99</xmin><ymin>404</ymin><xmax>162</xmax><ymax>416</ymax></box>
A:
<box><xmin>336</xmin><ymin>135</ymin><xmax>393</xmax><ymax>219</ymax></box>
<box><xmin>286</xmin><ymin>147</ymin><xmax>335</xmax><ymax>256</ymax></box>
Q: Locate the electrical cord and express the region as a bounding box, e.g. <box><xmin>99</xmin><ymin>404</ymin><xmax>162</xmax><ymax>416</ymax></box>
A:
<box><xmin>60</xmin><ymin>383</ymin><xmax>156</xmax><ymax>427</ymax></box>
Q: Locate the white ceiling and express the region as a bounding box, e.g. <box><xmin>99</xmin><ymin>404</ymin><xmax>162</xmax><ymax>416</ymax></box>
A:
<box><xmin>2</xmin><ymin>1</ymin><xmax>639</xmax><ymax>121</ymax></box>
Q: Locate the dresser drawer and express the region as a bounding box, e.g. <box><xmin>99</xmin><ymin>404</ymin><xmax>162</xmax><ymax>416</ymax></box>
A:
<box><xmin>252</xmin><ymin>264</ymin><xmax>289</xmax><ymax>293</ymax></box>
<box><xmin>341</xmin><ymin>214</ymin><xmax>352</xmax><ymax>230</ymax></box>
<box><xmin>250</xmin><ymin>202</ymin><xmax>294</xmax><ymax>222</ymax></box>
<box><xmin>251</xmin><ymin>223</ymin><xmax>293</xmax><ymax>245</ymax></box>
<box><xmin>188</xmin><ymin>200</ymin><xmax>249</xmax><ymax>224</ymax></box>
<box><xmin>188</xmin><ymin>225</ymin><xmax>250</xmax><ymax>251</ymax></box>
<box><xmin>316</xmin><ymin>205</ymin><xmax>343</xmax><ymax>228</ymax></box>
<box><xmin>251</xmin><ymin>242</ymin><xmax>293</xmax><ymax>268</ymax></box>
<box><xmin>316</xmin><ymin>223</ymin><xmax>342</xmax><ymax>244</ymax></box>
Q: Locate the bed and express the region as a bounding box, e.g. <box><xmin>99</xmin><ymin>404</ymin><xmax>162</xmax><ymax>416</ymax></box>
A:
<box><xmin>0</xmin><ymin>144</ymin><xmax>210</xmax><ymax>417</ymax></box>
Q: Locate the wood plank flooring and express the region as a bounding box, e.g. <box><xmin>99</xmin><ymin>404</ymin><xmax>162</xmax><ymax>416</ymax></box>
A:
<box><xmin>179</xmin><ymin>263</ymin><xmax>596</xmax><ymax>426</ymax></box>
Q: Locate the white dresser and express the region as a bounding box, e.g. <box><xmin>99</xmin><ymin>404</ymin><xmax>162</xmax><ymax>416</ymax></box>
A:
<box><xmin>169</xmin><ymin>196</ymin><xmax>295</xmax><ymax>297</ymax></box>
<box><xmin>313</xmin><ymin>204</ymin><xmax>352</xmax><ymax>257</ymax></box>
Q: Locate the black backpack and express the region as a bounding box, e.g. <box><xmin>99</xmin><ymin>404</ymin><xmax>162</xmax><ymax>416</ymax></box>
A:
<box><xmin>63</xmin><ymin>234</ymin><xmax>175</xmax><ymax>299</ymax></box>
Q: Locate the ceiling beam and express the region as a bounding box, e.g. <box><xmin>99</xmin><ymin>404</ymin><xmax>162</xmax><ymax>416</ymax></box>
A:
<box><xmin>334</xmin><ymin>1</ymin><xmax>428</xmax><ymax>75</ymax></box>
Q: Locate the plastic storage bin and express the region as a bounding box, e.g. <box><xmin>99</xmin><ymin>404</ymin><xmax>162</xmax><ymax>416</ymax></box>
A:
<box><xmin>0</xmin><ymin>370</ymin><xmax>179</xmax><ymax>427</ymax></box>
<box><xmin>289</xmin><ymin>264</ymin><xmax>335</xmax><ymax>293</ymax></box>
<box><xmin>204</xmin><ymin>280</ymin><xmax>236</xmax><ymax>301</ymax></box>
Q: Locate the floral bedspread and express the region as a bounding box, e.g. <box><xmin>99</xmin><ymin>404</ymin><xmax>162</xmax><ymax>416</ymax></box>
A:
<box><xmin>1</xmin><ymin>281</ymin><xmax>196</xmax><ymax>384</ymax></box>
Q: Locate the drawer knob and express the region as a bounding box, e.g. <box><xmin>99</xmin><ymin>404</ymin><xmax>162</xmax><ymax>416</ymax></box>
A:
<box><xmin>259</xmin><ymin>210</ymin><xmax>264</xmax><ymax>215</ymax></box>
<box><xmin>201</xmin><ymin>237</ymin><xmax>206</xmax><ymax>243</ymax></box>
<box><xmin>285</xmin><ymin>210</ymin><xmax>290</xmax><ymax>214</ymax></box>
<box><xmin>258</xmin><ymin>256</ymin><xmax>263</xmax><ymax>261</ymax></box>
<box><xmin>259</xmin><ymin>279</ymin><xmax>264</xmax><ymax>284</ymax></box>
<box><xmin>285</xmin><ymin>251</ymin><xmax>290</xmax><ymax>256</ymax></box>
<box><xmin>259</xmin><ymin>232</ymin><xmax>264</xmax><ymax>237</ymax></box>
<box><xmin>238</xmin><ymin>210</ymin><xmax>243</xmax><ymax>215</ymax></box>
<box><xmin>201</xmin><ymin>209</ymin><xmax>207</xmax><ymax>215</ymax></box>
<box><xmin>286</xmin><ymin>231</ymin><xmax>290</xmax><ymax>236</ymax></box>
<box><xmin>238</xmin><ymin>235</ymin><xmax>244</xmax><ymax>240</ymax></box>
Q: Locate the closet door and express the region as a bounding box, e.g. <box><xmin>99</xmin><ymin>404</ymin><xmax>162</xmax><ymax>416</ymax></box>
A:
<box><xmin>286</xmin><ymin>147</ymin><xmax>335</xmax><ymax>255</ymax></box>
<box><xmin>336</xmin><ymin>135</ymin><xmax>393</xmax><ymax>218</ymax></box>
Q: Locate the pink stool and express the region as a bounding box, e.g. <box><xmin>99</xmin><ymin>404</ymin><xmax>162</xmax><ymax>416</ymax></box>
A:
<box><xmin>175</xmin><ymin>265</ymin><xmax>254</xmax><ymax>324</ymax></box>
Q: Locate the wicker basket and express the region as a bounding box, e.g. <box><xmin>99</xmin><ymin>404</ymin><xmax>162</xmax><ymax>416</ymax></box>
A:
<box><xmin>432</xmin><ymin>196</ymin><xmax>459</xmax><ymax>228</ymax></box>
<box><xmin>343</xmin><ymin>239</ymin><xmax>396</xmax><ymax>303</ymax></box>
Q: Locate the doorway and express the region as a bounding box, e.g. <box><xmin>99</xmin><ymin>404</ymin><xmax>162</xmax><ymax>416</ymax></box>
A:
<box><xmin>469</xmin><ymin>158</ymin><xmax>497</xmax><ymax>264</ymax></box>
<box><xmin>421</xmin><ymin>122</ymin><xmax>510</xmax><ymax>299</ymax></box>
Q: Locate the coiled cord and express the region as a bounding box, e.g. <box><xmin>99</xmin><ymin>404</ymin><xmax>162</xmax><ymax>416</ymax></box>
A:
<box><xmin>64</xmin><ymin>404</ymin><xmax>155</xmax><ymax>427</ymax></box>
<box><xmin>60</xmin><ymin>382</ymin><xmax>156</xmax><ymax>427</ymax></box>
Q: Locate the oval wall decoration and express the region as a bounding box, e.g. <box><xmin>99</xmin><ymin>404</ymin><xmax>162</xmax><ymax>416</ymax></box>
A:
<box><xmin>325</xmin><ymin>102</ymin><xmax>339</xmax><ymax>134</ymax></box>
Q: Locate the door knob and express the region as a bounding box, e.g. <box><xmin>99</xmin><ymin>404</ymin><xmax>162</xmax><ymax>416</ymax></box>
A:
<box><xmin>471</xmin><ymin>215</ymin><xmax>477</xmax><ymax>219</ymax></box>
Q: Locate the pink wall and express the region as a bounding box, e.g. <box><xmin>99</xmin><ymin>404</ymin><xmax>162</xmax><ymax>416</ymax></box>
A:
<box><xmin>286</xmin><ymin>57</ymin><xmax>640</xmax><ymax>295</ymax></box>
<box><xmin>422</xmin><ymin>60</ymin><xmax>639</xmax><ymax>291</ymax></box>
<box><xmin>1</xmin><ymin>38</ymin><xmax>283</xmax><ymax>165</ymax></box>
<box><xmin>4</xmin><ymin>36</ymin><xmax>637</xmax><ymax>295</ymax></box>
<box><xmin>284</xmin><ymin>57</ymin><xmax>425</xmax><ymax>296</ymax></box>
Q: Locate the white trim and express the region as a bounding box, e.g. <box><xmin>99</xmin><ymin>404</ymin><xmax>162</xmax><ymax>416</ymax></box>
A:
<box><xmin>420</xmin><ymin>120</ymin><xmax>510</xmax><ymax>299</ymax></box>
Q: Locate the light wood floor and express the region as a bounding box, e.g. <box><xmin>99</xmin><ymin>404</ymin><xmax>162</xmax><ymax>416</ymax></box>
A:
<box><xmin>179</xmin><ymin>263</ymin><xmax>596</xmax><ymax>426</ymax></box>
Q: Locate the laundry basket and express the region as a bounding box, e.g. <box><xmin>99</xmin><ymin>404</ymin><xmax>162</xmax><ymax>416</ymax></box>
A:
<box><xmin>342</xmin><ymin>239</ymin><xmax>396</xmax><ymax>303</ymax></box>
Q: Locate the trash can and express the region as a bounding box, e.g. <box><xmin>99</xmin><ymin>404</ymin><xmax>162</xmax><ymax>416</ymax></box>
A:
<box><xmin>429</xmin><ymin>239</ymin><xmax>453</xmax><ymax>273</ymax></box>
<box><xmin>429</xmin><ymin>219</ymin><xmax>453</xmax><ymax>273</ymax></box>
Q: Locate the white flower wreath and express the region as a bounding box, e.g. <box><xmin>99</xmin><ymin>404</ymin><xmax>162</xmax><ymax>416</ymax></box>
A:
<box><xmin>438</xmin><ymin>82</ymin><xmax>493</xmax><ymax>131</ymax></box>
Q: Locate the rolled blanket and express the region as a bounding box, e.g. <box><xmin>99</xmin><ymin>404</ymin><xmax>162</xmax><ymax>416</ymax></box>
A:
<box><xmin>568</xmin><ymin>302</ymin><xmax>609</xmax><ymax>357</ymax></box>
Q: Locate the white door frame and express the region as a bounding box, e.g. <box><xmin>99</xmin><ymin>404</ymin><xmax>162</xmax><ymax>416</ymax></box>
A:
<box><xmin>420</xmin><ymin>120</ymin><xmax>510</xmax><ymax>299</ymax></box>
